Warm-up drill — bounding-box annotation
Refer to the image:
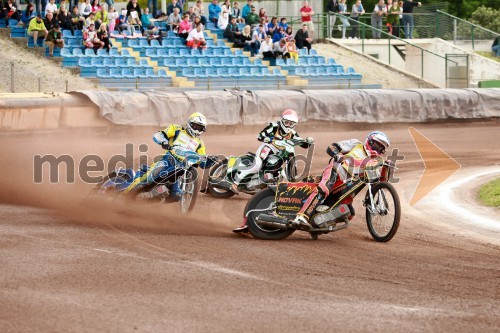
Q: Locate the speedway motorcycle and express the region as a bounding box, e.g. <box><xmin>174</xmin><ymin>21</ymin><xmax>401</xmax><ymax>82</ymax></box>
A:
<box><xmin>242</xmin><ymin>159</ymin><xmax>400</xmax><ymax>241</ymax></box>
<box><xmin>90</xmin><ymin>146</ymin><xmax>207</xmax><ymax>213</ymax></box>
<box><xmin>206</xmin><ymin>138</ymin><xmax>313</xmax><ymax>198</ymax></box>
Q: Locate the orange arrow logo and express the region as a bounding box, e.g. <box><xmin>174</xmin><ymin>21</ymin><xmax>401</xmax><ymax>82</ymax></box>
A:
<box><xmin>409</xmin><ymin>127</ymin><xmax>461</xmax><ymax>206</ymax></box>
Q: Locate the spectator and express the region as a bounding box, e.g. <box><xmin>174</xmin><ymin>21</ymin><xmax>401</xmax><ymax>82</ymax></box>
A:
<box><xmin>108</xmin><ymin>6</ymin><xmax>117</xmax><ymax>31</ymax></box>
<box><xmin>245</xmin><ymin>5</ymin><xmax>259</xmax><ymax>25</ymax></box>
<box><xmin>127</xmin><ymin>8</ymin><xmax>141</xmax><ymax>33</ymax></box>
<box><xmin>278</xmin><ymin>17</ymin><xmax>288</xmax><ymax>30</ymax></box>
<box><xmin>241</xmin><ymin>0</ymin><xmax>252</xmax><ymax>22</ymax></box>
<box><xmin>349</xmin><ymin>0</ymin><xmax>364</xmax><ymax>39</ymax></box>
<box><xmin>28</xmin><ymin>14</ymin><xmax>48</xmax><ymax>47</ymax></box>
<box><xmin>80</xmin><ymin>0</ymin><xmax>92</xmax><ymax>18</ymax></box>
<box><xmin>141</xmin><ymin>7</ymin><xmax>153</xmax><ymax>29</ymax></box>
<box><xmin>192</xmin><ymin>15</ymin><xmax>202</xmax><ymax>29</ymax></box>
<box><xmin>267</xmin><ymin>16</ymin><xmax>278</xmax><ymax>36</ymax></box>
<box><xmin>45</xmin><ymin>0</ymin><xmax>57</xmax><ymax>15</ymax></box>
<box><xmin>97</xmin><ymin>23</ymin><xmax>112</xmax><ymax>51</ymax></box>
<box><xmin>251</xmin><ymin>23</ymin><xmax>265</xmax><ymax>48</ymax></box>
<box><xmin>187</xmin><ymin>6</ymin><xmax>196</xmax><ymax>22</ymax></box>
<box><xmin>194</xmin><ymin>0</ymin><xmax>207</xmax><ymax>26</ymax></box>
<box><xmin>218</xmin><ymin>0</ymin><xmax>230</xmax><ymax>29</ymax></box>
<box><xmin>117</xmin><ymin>9</ymin><xmax>132</xmax><ymax>34</ymax></box>
<box><xmin>272</xmin><ymin>26</ymin><xmax>286</xmax><ymax>43</ymax></box>
<box><xmin>401</xmin><ymin>0</ymin><xmax>421</xmax><ymax>39</ymax></box>
<box><xmin>44</xmin><ymin>11</ymin><xmax>57</xmax><ymax>30</ymax></box>
<box><xmin>126</xmin><ymin>0</ymin><xmax>141</xmax><ymax>19</ymax></box>
<box><xmin>371</xmin><ymin>0</ymin><xmax>386</xmax><ymax>39</ymax></box>
<box><xmin>20</xmin><ymin>3</ymin><xmax>35</xmax><ymax>26</ymax></box>
<box><xmin>273</xmin><ymin>38</ymin><xmax>289</xmax><ymax>59</ymax></box>
<box><xmin>208</xmin><ymin>0</ymin><xmax>220</xmax><ymax>24</ymax></box>
<box><xmin>105</xmin><ymin>0</ymin><xmax>113</xmax><ymax>14</ymax></box>
<box><xmin>287</xmin><ymin>38</ymin><xmax>298</xmax><ymax>63</ymax></box>
<box><xmin>259</xmin><ymin>34</ymin><xmax>274</xmax><ymax>58</ymax></box>
<box><xmin>70</xmin><ymin>6</ymin><xmax>85</xmax><ymax>30</ymax></box>
<box><xmin>59</xmin><ymin>0</ymin><xmax>68</xmax><ymax>11</ymax></box>
<box><xmin>223</xmin><ymin>15</ymin><xmax>241</xmax><ymax>42</ymax></box>
<box><xmin>178</xmin><ymin>13</ymin><xmax>192</xmax><ymax>38</ymax></box>
<box><xmin>95</xmin><ymin>3</ymin><xmax>109</xmax><ymax>30</ymax></box>
<box><xmin>258</xmin><ymin>8</ymin><xmax>267</xmax><ymax>23</ymax></box>
<box><xmin>186</xmin><ymin>22</ymin><xmax>206</xmax><ymax>49</ymax></box>
<box><xmin>145</xmin><ymin>26</ymin><xmax>162</xmax><ymax>45</ymax></box>
<box><xmin>337</xmin><ymin>0</ymin><xmax>350</xmax><ymax>39</ymax></box>
<box><xmin>45</xmin><ymin>24</ymin><xmax>64</xmax><ymax>56</ymax></box>
<box><xmin>34</xmin><ymin>0</ymin><xmax>46</xmax><ymax>18</ymax></box>
<box><xmin>300</xmin><ymin>1</ymin><xmax>314</xmax><ymax>39</ymax></box>
<box><xmin>295</xmin><ymin>23</ymin><xmax>312</xmax><ymax>52</ymax></box>
<box><xmin>167</xmin><ymin>7</ymin><xmax>181</xmax><ymax>32</ymax></box>
<box><xmin>240</xmin><ymin>24</ymin><xmax>258</xmax><ymax>56</ymax></box>
<box><xmin>284</xmin><ymin>26</ymin><xmax>293</xmax><ymax>41</ymax></box>
<box><xmin>386</xmin><ymin>0</ymin><xmax>401</xmax><ymax>36</ymax></box>
<box><xmin>231</xmin><ymin>2</ymin><xmax>243</xmax><ymax>23</ymax></box>
<box><xmin>326</xmin><ymin>0</ymin><xmax>339</xmax><ymax>37</ymax></box>
<box><xmin>167</xmin><ymin>0</ymin><xmax>182</xmax><ymax>16</ymax></box>
<box><xmin>57</xmin><ymin>5</ymin><xmax>74</xmax><ymax>34</ymax></box>
<box><xmin>83</xmin><ymin>23</ymin><xmax>104</xmax><ymax>53</ymax></box>
<box><xmin>259</xmin><ymin>17</ymin><xmax>268</xmax><ymax>34</ymax></box>
<box><xmin>91</xmin><ymin>0</ymin><xmax>101</xmax><ymax>13</ymax></box>
<box><xmin>492</xmin><ymin>37</ymin><xmax>500</xmax><ymax>57</ymax></box>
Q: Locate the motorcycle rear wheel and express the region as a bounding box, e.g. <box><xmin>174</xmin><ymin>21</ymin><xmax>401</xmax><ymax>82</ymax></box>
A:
<box><xmin>246</xmin><ymin>188</ymin><xmax>295</xmax><ymax>240</ymax></box>
<box><xmin>365</xmin><ymin>182</ymin><xmax>401</xmax><ymax>242</ymax></box>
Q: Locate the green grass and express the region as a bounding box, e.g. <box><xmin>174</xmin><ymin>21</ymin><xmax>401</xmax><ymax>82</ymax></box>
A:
<box><xmin>478</xmin><ymin>177</ymin><xmax>500</xmax><ymax>208</ymax></box>
<box><xmin>476</xmin><ymin>51</ymin><xmax>500</xmax><ymax>62</ymax></box>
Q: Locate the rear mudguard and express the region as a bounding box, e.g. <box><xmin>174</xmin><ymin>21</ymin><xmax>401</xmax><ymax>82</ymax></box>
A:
<box><xmin>100</xmin><ymin>168</ymin><xmax>136</xmax><ymax>191</ymax></box>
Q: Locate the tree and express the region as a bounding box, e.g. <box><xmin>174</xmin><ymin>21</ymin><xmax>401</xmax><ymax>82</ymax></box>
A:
<box><xmin>447</xmin><ymin>0</ymin><xmax>498</xmax><ymax>20</ymax></box>
<box><xmin>469</xmin><ymin>6</ymin><xmax>500</xmax><ymax>32</ymax></box>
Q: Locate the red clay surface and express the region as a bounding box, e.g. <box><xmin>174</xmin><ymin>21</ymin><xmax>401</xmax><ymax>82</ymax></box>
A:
<box><xmin>1</xmin><ymin>121</ymin><xmax>500</xmax><ymax>332</ymax></box>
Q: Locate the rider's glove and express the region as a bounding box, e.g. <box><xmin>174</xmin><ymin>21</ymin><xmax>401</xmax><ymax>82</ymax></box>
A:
<box><xmin>161</xmin><ymin>141</ymin><xmax>170</xmax><ymax>150</ymax></box>
<box><xmin>334</xmin><ymin>153</ymin><xmax>344</xmax><ymax>163</ymax></box>
<box><xmin>306</xmin><ymin>137</ymin><xmax>315</xmax><ymax>144</ymax></box>
<box><xmin>263</xmin><ymin>137</ymin><xmax>272</xmax><ymax>143</ymax></box>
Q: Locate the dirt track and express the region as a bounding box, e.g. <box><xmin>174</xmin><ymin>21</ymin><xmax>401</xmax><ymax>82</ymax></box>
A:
<box><xmin>1</xmin><ymin>121</ymin><xmax>500</xmax><ymax>332</ymax></box>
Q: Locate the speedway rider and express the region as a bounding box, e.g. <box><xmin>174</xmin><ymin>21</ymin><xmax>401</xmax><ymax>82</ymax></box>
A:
<box><xmin>229</xmin><ymin>109</ymin><xmax>315</xmax><ymax>193</ymax></box>
<box><xmin>123</xmin><ymin>112</ymin><xmax>217</xmax><ymax>200</ymax></box>
<box><xmin>290</xmin><ymin>131</ymin><xmax>391</xmax><ymax>230</ymax></box>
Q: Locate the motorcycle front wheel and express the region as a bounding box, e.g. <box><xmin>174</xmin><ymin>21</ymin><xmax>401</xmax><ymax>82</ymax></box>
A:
<box><xmin>245</xmin><ymin>188</ymin><xmax>295</xmax><ymax>240</ymax></box>
<box><xmin>207</xmin><ymin>159</ymin><xmax>235</xmax><ymax>198</ymax></box>
<box><xmin>365</xmin><ymin>182</ymin><xmax>401</xmax><ymax>242</ymax></box>
<box><xmin>179</xmin><ymin>167</ymin><xmax>200</xmax><ymax>214</ymax></box>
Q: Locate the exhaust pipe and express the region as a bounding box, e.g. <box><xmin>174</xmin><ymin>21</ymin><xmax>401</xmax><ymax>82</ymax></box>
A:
<box><xmin>256</xmin><ymin>214</ymin><xmax>290</xmax><ymax>230</ymax></box>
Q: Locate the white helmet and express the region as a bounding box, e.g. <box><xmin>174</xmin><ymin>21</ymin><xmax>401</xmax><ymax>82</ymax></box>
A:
<box><xmin>364</xmin><ymin>131</ymin><xmax>390</xmax><ymax>157</ymax></box>
<box><xmin>279</xmin><ymin>109</ymin><xmax>299</xmax><ymax>134</ymax></box>
<box><xmin>186</xmin><ymin>112</ymin><xmax>207</xmax><ymax>137</ymax></box>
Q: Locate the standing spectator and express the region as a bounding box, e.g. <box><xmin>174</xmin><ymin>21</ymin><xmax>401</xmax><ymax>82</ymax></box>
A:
<box><xmin>95</xmin><ymin>4</ymin><xmax>109</xmax><ymax>30</ymax></box>
<box><xmin>167</xmin><ymin>0</ymin><xmax>182</xmax><ymax>16</ymax></box>
<box><xmin>401</xmin><ymin>0</ymin><xmax>421</xmax><ymax>39</ymax></box>
<box><xmin>148</xmin><ymin>0</ymin><xmax>157</xmax><ymax>19</ymax></box>
<box><xmin>105</xmin><ymin>0</ymin><xmax>113</xmax><ymax>14</ymax></box>
<box><xmin>349</xmin><ymin>0</ymin><xmax>364</xmax><ymax>39</ymax></box>
<box><xmin>20</xmin><ymin>3</ymin><xmax>35</xmax><ymax>26</ymax></box>
<box><xmin>167</xmin><ymin>8</ymin><xmax>181</xmax><ymax>32</ymax></box>
<box><xmin>259</xmin><ymin>34</ymin><xmax>274</xmax><ymax>58</ymax></box>
<box><xmin>223</xmin><ymin>15</ymin><xmax>241</xmax><ymax>42</ymax></box>
<box><xmin>194</xmin><ymin>0</ymin><xmax>206</xmax><ymax>25</ymax></box>
<box><xmin>45</xmin><ymin>0</ymin><xmax>57</xmax><ymax>15</ymax></box>
<box><xmin>273</xmin><ymin>38</ymin><xmax>289</xmax><ymax>59</ymax></box>
<box><xmin>245</xmin><ymin>5</ymin><xmax>259</xmax><ymax>26</ymax></box>
<box><xmin>241</xmin><ymin>0</ymin><xmax>251</xmax><ymax>22</ymax></box>
<box><xmin>258</xmin><ymin>8</ymin><xmax>267</xmax><ymax>23</ymax></box>
<box><xmin>492</xmin><ymin>36</ymin><xmax>500</xmax><ymax>57</ymax></box>
<box><xmin>294</xmin><ymin>23</ymin><xmax>312</xmax><ymax>53</ymax></box>
<box><xmin>231</xmin><ymin>2</ymin><xmax>243</xmax><ymax>23</ymax></box>
<box><xmin>267</xmin><ymin>16</ymin><xmax>278</xmax><ymax>36</ymax></box>
<box><xmin>218</xmin><ymin>0</ymin><xmax>230</xmax><ymax>29</ymax></box>
<box><xmin>337</xmin><ymin>0</ymin><xmax>350</xmax><ymax>39</ymax></box>
<box><xmin>108</xmin><ymin>6</ymin><xmax>117</xmax><ymax>31</ymax></box>
<box><xmin>28</xmin><ymin>14</ymin><xmax>48</xmax><ymax>47</ymax></box>
<box><xmin>284</xmin><ymin>26</ymin><xmax>293</xmax><ymax>41</ymax></box>
<box><xmin>286</xmin><ymin>38</ymin><xmax>298</xmax><ymax>63</ymax></box>
<box><xmin>386</xmin><ymin>0</ymin><xmax>401</xmax><ymax>36</ymax></box>
<box><xmin>44</xmin><ymin>11</ymin><xmax>57</xmax><ymax>30</ymax></box>
<box><xmin>326</xmin><ymin>0</ymin><xmax>339</xmax><ymax>37</ymax></box>
<box><xmin>178</xmin><ymin>13</ymin><xmax>192</xmax><ymax>38</ymax></box>
<box><xmin>91</xmin><ymin>0</ymin><xmax>101</xmax><ymax>13</ymax></box>
<box><xmin>97</xmin><ymin>23</ymin><xmax>112</xmax><ymax>51</ymax></box>
<box><xmin>34</xmin><ymin>0</ymin><xmax>47</xmax><ymax>19</ymax></box>
<box><xmin>300</xmin><ymin>1</ymin><xmax>314</xmax><ymax>39</ymax></box>
<box><xmin>371</xmin><ymin>0</ymin><xmax>386</xmax><ymax>39</ymax></box>
<box><xmin>83</xmin><ymin>22</ymin><xmax>104</xmax><ymax>53</ymax></box>
<box><xmin>186</xmin><ymin>22</ymin><xmax>206</xmax><ymax>49</ymax></box>
<box><xmin>278</xmin><ymin>17</ymin><xmax>288</xmax><ymax>30</ymax></box>
<box><xmin>71</xmin><ymin>5</ymin><xmax>85</xmax><ymax>31</ymax></box>
<box><xmin>57</xmin><ymin>5</ymin><xmax>74</xmax><ymax>35</ymax></box>
<box><xmin>45</xmin><ymin>24</ymin><xmax>64</xmax><ymax>56</ymax></box>
<box><xmin>272</xmin><ymin>26</ymin><xmax>285</xmax><ymax>43</ymax></box>
<box><xmin>80</xmin><ymin>0</ymin><xmax>92</xmax><ymax>18</ymax></box>
<box><xmin>141</xmin><ymin>6</ymin><xmax>153</xmax><ymax>29</ymax></box>
<box><xmin>208</xmin><ymin>0</ymin><xmax>220</xmax><ymax>25</ymax></box>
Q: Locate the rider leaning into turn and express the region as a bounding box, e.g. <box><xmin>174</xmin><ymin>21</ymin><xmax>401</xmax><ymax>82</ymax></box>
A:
<box><xmin>230</xmin><ymin>109</ymin><xmax>314</xmax><ymax>193</ymax></box>
<box><xmin>291</xmin><ymin>131</ymin><xmax>391</xmax><ymax>230</ymax></box>
<box><xmin>123</xmin><ymin>112</ymin><xmax>217</xmax><ymax>200</ymax></box>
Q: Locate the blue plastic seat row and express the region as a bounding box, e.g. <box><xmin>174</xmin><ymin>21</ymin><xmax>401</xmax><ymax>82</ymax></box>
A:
<box><xmin>97</xmin><ymin>68</ymin><xmax>169</xmax><ymax>79</ymax></box>
<box><xmin>181</xmin><ymin>67</ymin><xmax>283</xmax><ymax>78</ymax></box>
<box><xmin>275</xmin><ymin>57</ymin><xmax>333</xmax><ymax>67</ymax></box>
<box><xmin>146</xmin><ymin>47</ymin><xmax>237</xmax><ymax>58</ymax></box>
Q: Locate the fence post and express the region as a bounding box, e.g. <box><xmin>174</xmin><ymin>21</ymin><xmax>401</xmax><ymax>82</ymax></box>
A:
<box><xmin>388</xmin><ymin>36</ymin><xmax>391</xmax><ymax>65</ymax></box>
<box><xmin>453</xmin><ymin>19</ymin><xmax>457</xmax><ymax>45</ymax></box>
<box><xmin>471</xmin><ymin>26</ymin><xmax>475</xmax><ymax>50</ymax></box>
<box><xmin>445</xmin><ymin>54</ymin><xmax>448</xmax><ymax>88</ymax></box>
<box><xmin>421</xmin><ymin>49</ymin><xmax>424</xmax><ymax>79</ymax></box>
<box><xmin>361</xmin><ymin>23</ymin><xmax>365</xmax><ymax>54</ymax></box>
<box><xmin>10</xmin><ymin>62</ymin><xmax>14</xmax><ymax>93</ymax></box>
<box><xmin>38</xmin><ymin>77</ymin><xmax>41</xmax><ymax>92</ymax></box>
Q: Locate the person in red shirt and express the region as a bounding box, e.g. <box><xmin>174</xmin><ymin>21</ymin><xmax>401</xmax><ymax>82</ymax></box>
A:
<box><xmin>300</xmin><ymin>0</ymin><xmax>314</xmax><ymax>39</ymax></box>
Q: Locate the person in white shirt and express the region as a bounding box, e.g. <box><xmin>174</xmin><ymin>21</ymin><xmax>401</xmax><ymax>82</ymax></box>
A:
<box><xmin>45</xmin><ymin>0</ymin><xmax>58</xmax><ymax>15</ymax></box>
<box><xmin>186</xmin><ymin>23</ymin><xmax>207</xmax><ymax>49</ymax></box>
<box><xmin>259</xmin><ymin>34</ymin><xmax>275</xmax><ymax>58</ymax></box>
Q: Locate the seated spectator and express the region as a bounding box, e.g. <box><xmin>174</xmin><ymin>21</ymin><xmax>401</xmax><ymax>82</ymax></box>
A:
<box><xmin>192</xmin><ymin>15</ymin><xmax>202</xmax><ymax>30</ymax></box>
<box><xmin>126</xmin><ymin>0</ymin><xmax>140</xmax><ymax>19</ymax></box>
<box><xmin>295</xmin><ymin>23</ymin><xmax>312</xmax><ymax>53</ymax></box>
<box><xmin>45</xmin><ymin>24</ymin><xmax>64</xmax><ymax>57</ymax></box>
<box><xmin>239</xmin><ymin>24</ymin><xmax>258</xmax><ymax>56</ymax></box>
<box><xmin>267</xmin><ymin>16</ymin><xmax>278</xmax><ymax>36</ymax></box>
<box><xmin>218</xmin><ymin>0</ymin><xmax>231</xmax><ymax>29</ymax></box>
<box><xmin>187</xmin><ymin>6</ymin><xmax>196</xmax><ymax>22</ymax></box>
<box><xmin>71</xmin><ymin>5</ymin><xmax>85</xmax><ymax>31</ymax></box>
<box><xmin>45</xmin><ymin>0</ymin><xmax>58</xmax><ymax>15</ymax></box>
<box><xmin>57</xmin><ymin>5</ymin><xmax>74</xmax><ymax>35</ymax></box>
<box><xmin>28</xmin><ymin>14</ymin><xmax>48</xmax><ymax>46</ymax></box>
<box><xmin>284</xmin><ymin>26</ymin><xmax>293</xmax><ymax>41</ymax></box>
<box><xmin>167</xmin><ymin>7</ymin><xmax>181</xmax><ymax>32</ymax></box>
<box><xmin>97</xmin><ymin>23</ymin><xmax>112</xmax><ymax>52</ymax></box>
<box><xmin>83</xmin><ymin>23</ymin><xmax>104</xmax><ymax>53</ymax></box>
<box><xmin>208</xmin><ymin>0</ymin><xmax>220</xmax><ymax>24</ymax></box>
<box><xmin>193</xmin><ymin>0</ymin><xmax>207</xmax><ymax>26</ymax></box>
<box><xmin>259</xmin><ymin>34</ymin><xmax>274</xmax><ymax>58</ymax></box>
<box><xmin>245</xmin><ymin>5</ymin><xmax>259</xmax><ymax>26</ymax></box>
<box><xmin>186</xmin><ymin>22</ymin><xmax>206</xmax><ymax>50</ymax></box>
<box><xmin>59</xmin><ymin>0</ymin><xmax>68</xmax><ymax>11</ymax></box>
<box><xmin>145</xmin><ymin>26</ymin><xmax>162</xmax><ymax>45</ymax></box>
<box><xmin>273</xmin><ymin>38</ymin><xmax>289</xmax><ymax>59</ymax></box>
<box><xmin>258</xmin><ymin>8</ymin><xmax>267</xmax><ymax>23</ymax></box>
<box><xmin>91</xmin><ymin>0</ymin><xmax>101</xmax><ymax>13</ymax></box>
<box><xmin>287</xmin><ymin>38</ymin><xmax>298</xmax><ymax>63</ymax></box>
<box><xmin>241</xmin><ymin>0</ymin><xmax>252</xmax><ymax>22</ymax></box>
<box><xmin>259</xmin><ymin>17</ymin><xmax>268</xmax><ymax>34</ymax></box>
<box><xmin>117</xmin><ymin>9</ymin><xmax>132</xmax><ymax>34</ymax></box>
<box><xmin>167</xmin><ymin>0</ymin><xmax>182</xmax><ymax>16</ymax></box>
<box><xmin>272</xmin><ymin>26</ymin><xmax>285</xmax><ymax>43</ymax></box>
<box><xmin>95</xmin><ymin>4</ymin><xmax>109</xmax><ymax>30</ymax></box>
<box><xmin>44</xmin><ymin>12</ymin><xmax>57</xmax><ymax>31</ymax></box>
<box><xmin>278</xmin><ymin>17</ymin><xmax>288</xmax><ymax>30</ymax></box>
<box><xmin>85</xmin><ymin>11</ymin><xmax>96</xmax><ymax>28</ymax></box>
<box><xmin>251</xmin><ymin>23</ymin><xmax>265</xmax><ymax>48</ymax></box>
<box><xmin>80</xmin><ymin>0</ymin><xmax>92</xmax><ymax>18</ymax></box>
<box><xmin>127</xmin><ymin>8</ymin><xmax>141</xmax><ymax>34</ymax></box>
<box><xmin>141</xmin><ymin>7</ymin><xmax>154</xmax><ymax>29</ymax></box>
<box><xmin>223</xmin><ymin>16</ymin><xmax>241</xmax><ymax>42</ymax></box>
<box><xmin>108</xmin><ymin>6</ymin><xmax>118</xmax><ymax>31</ymax></box>
<box><xmin>231</xmin><ymin>2</ymin><xmax>244</xmax><ymax>23</ymax></box>
<box><xmin>493</xmin><ymin>36</ymin><xmax>500</xmax><ymax>57</ymax></box>
<box><xmin>178</xmin><ymin>14</ymin><xmax>192</xmax><ymax>38</ymax></box>
<box><xmin>20</xmin><ymin>3</ymin><xmax>35</xmax><ymax>26</ymax></box>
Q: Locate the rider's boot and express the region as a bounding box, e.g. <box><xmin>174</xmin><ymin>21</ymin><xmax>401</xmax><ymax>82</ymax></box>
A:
<box><xmin>169</xmin><ymin>181</ymin><xmax>183</xmax><ymax>201</ymax></box>
<box><xmin>233</xmin><ymin>218</ymin><xmax>249</xmax><ymax>233</ymax></box>
<box><xmin>230</xmin><ymin>183</ymin><xmax>240</xmax><ymax>194</ymax></box>
<box><xmin>291</xmin><ymin>214</ymin><xmax>312</xmax><ymax>231</ymax></box>
<box><xmin>347</xmin><ymin>203</ymin><xmax>355</xmax><ymax>220</ymax></box>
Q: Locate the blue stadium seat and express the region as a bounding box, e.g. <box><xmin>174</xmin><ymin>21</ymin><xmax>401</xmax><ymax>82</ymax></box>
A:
<box><xmin>157</xmin><ymin>48</ymin><xmax>168</xmax><ymax>57</ymax></box>
<box><xmin>168</xmin><ymin>49</ymin><xmax>179</xmax><ymax>56</ymax></box>
<box><xmin>84</xmin><ymin>48</ymin><xmax>97</xmax><ymax>56</ymax></box>
<box><xmin>217</xmin><ymin>40</ymin><xmax>226</xmax><ymax>47</ymax></box>
<box><xmin>128</xmin><ymin>39</ymin><xmax>139</xmax><ymax>47</ymax></box>
<box><xmin>179</xmin><ymin>48</ymin><xmax>191</xmax><ymax>56</ymax></box>
<box><xmin>121</xmin><ymin>49</ymin><xmax>133</xmax><ymax>57</ymax></box>
<box><xmin>175</xmin><ymin>58</ymin><xmax>187</xmax><ymax>66</ymax></box>
<box><xmin>198</xmin><ymin>58</ymin><xmax>210</xmax><ymax>67</ymax></box>
<box><xmin>239</xmin><ymin>68</ymin><xmax>252</xmax><ymax>77</ymax></box>
<box><xmin>221</xmin><ymin>58</ymin><xmax>233</xmax><ymax>66</ymax></box>
<box><xmin>250</xmin><ymin>68</ymin><xmax>261</xmax><ymax>75</ymax></box>
<box><xmin>139</xmin><ymin>39</ymin><xmax>150</xmax><ymax>47</ymax></box>
<box><xmin>109</xmin><ymin>48</ymin><xmax>120</xmax><ymax>57</ymax></box>
<box><xmin>217</xmin><ymin>68</ymin><xmax>229</xmax><ymax>76</ymax></box>
<box><xmin>150</xmin><ymin>39</ymin><xmax>161</xmax><ymax>48</ymax></box>
<box><xmin>210</xmin><ymin>58</ymin><xmax>221</xmax><ymax>65</ymax></box>
<box><xmin>91</xmin><ymin>57</ymin><xmax>105</xmax><ymax>67</ymax></box>
<box><xmin>206</xmin><ymin>68</ymin><xmax>218</xmax><ymax>78</ymax></box>
<box><xmin>158</xmin><ymin>69</ymin><xmax>168</xmax><ymax>77</ymax></box>
<box><xmin>187</xmin><ymin>58</ymin><xmax>199</xmax><ymax>66</ymax></box>
<box><xmin>103</xmin><ymin>58</ymin><xmax>114</xmax><ymax>66</ymax></box>
<box><xmin>145</xmin><ymin>68</ymin><xmax>159</xmax><ymax>78</ymax></box>
<box><xmin>298</xmin><ymin>48</ymin><xmax>308</xmax><ymax>56</ymax></box>
<box><xmin>97</xmin><ymin>49</ymin><xmax>111</xmax><ymax>57</ymax></box>
<box><xmin>67</xmin><ymin>39</ymin><xmax>81</xmax><ymax>47</ymax></box>
<box><xmin>164</xmin><ymin>58</ymin><xmax>176</xmax><ymax>67</ymax></box>
<box><xmin>122</xmin><ymin>68</ymin><xmax>135</xmax><ymax>78</ymax></box>
<box><xmin>297</xmin><ymin>58</ymin><xmax>308</xmax><ymax>66</ymax></box>
<box><xmin>115</xmin><ymin>58</ymin><xmax>127</xmax><ymax>67</ymax></box>
<box><xmin>194</xmin><ymin>68</ymin><xmax>208</xmax><ymax>78</ymax></box>
<box><xmin>110</xmin><ymin>68</ymin><xmax>124</xmax><ymax>78</ymax></box>
<box><xmin>275</xmin><ymin>59</ymin><xmax>286</xmax><ymax>67</ymax></box>
<box><xmin>327</xmin><ymin>58</ymin><xmax>337</xmax><ymax>65</ymax></box>
<box><xmin>96</xmin><ymin>68</ymin><xmax>109</xmax><ymax>78</ymax></box>
<box><xmin>127</xmin><ymin>58</ymin><xmax>140</xmax><ymax>68</ymax></box>
<box><xmin>234</xmin><ymin>49</ymin><xmax>243</xmax><ymax>56</ymax></box>
<box><xmin>74</xmin><ymin>30</ymin><xmax>83</xmax><ymax>37</ymax></box>
<box><xmin>213</xmin><ymin>48</ymin><xmax>223</xmax><ymax>56</ymax></box>
<box><xmin>307</xmin><ymin>57</ymin><xmax>318</xmax><ymax>65</ymax></box>
<box><xmin>309</xmin><ymin>49</ymin><xmax>318</xmax><ymax>56</ymax></box>
<box><xmin>223</xmin><ymin>49</ymin><xmax>233</xmax><ymax>56</ymax></box>
<box><xmin>145</xmin><ymin>48</ymin><xmax>157</xmax><ymax>57</ymax></box>
<box><xmin>182</xmin><ymin>68</ymin><xmax>195</xmax><ymax>78</ymax></box>
<box><xmin>139</xmin><ymin>59</ymin><xmax>152</xmax><ymax>68</ymax></box>
<box><xmin>317</xmin><ymin>57</ymin><xmax>326</xmax><ymax>65</ymax></box>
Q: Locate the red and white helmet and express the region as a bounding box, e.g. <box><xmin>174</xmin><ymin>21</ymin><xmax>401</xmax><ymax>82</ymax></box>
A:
<box><xmin>279</xmin><ymin>109</ymin><xmax>299</xmax><ymax>134</ymax></box>
<box><xmin>364</xmin><ymin>131</ymin><xmax>390</xmax><ymax>157</ymax></box>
